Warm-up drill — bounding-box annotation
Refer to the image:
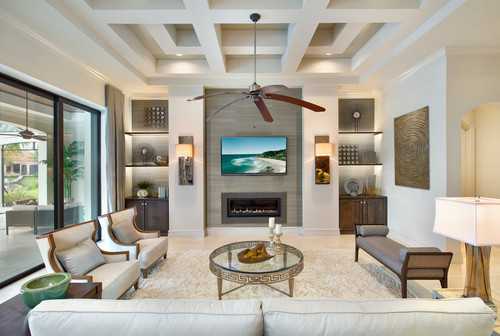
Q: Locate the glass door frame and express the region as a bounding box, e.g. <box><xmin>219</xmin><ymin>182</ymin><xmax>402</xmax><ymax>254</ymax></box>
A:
<box><xmin>0</xmin><ymin>73</ymin><xmax>101</xmax><ymax>288</ymax></box>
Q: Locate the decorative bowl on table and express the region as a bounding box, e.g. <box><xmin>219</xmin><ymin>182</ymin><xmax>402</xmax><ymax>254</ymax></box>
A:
<box><xmin>153</xmin><ymin>155</ymin><xmax>169</xmax><ymax>166</ymax></box>
<box><xmin>20</xmin><ymin>272</ymin><xmax>71</xmax><ymax>308</ymax></box>
<box><xmin>237</xmin><ymin>243</ymin><xmax>274</xmax><ymax>264</ymax></box>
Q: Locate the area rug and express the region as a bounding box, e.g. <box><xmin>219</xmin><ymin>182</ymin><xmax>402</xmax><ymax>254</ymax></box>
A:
<box><xmin>129</xmin><ymin>249</ymin><xmax>416</xmax><ymax>300</ymax></box>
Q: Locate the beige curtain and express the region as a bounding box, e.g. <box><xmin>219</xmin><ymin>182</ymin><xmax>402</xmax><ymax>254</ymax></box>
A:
<box><xmin>104</xmin><ymin>85</ymin><xmax>125</xmax><ymax>211</ymax></box>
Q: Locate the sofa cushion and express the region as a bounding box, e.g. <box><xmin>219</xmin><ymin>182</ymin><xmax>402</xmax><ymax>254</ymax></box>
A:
<box><xmin>12</xmin><ymin>204</ymin><xmax>37</xmax><ymax>211</ymax></box>
<box><xmin>262</xmin><ymin>297</ymin><xmax>496</xmax><ymax>336</ymax></box>
<box><xmin>86</xmin><ymin>260</ymin><xmax>140</xmax><ymax>299</ymax></box>
<box><xmin>137</xmin><ymin>237</ymin><xmax>168</xmax><ymax>269</ymax></box>
<box><xmin>28</xmin><ymin>298</ymin><xmax>263</xmax><ymax>336</ymax></box>
<box><xmin>55</xmin><ymin>238</ymin><xmax>105</xmax><ymax>276</ymax></box>
<box><xmin>358</xmin><ymin>225</ymin><xmax>389</xmax><ymax>237</ymax></box>
<box><xmin>399</xmin><ymin>247</ymin><xmax>442</xmax><ymax>261</ymax></box>
<box><xmin>112</xmin><ymin>220</ymin><xmax>141</xmax><ymax>244</ymax></box>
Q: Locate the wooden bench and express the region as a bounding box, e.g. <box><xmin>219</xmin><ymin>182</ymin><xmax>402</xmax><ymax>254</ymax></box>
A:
<box><xmin>354</xmin><ymin>224</ymin><xmax>453</xmax><ymax>298</ymax></box>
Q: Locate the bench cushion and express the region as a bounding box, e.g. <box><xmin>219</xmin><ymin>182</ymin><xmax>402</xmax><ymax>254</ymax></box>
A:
<box><xmin>358</xmin><ymin>225</ymin><xmax>389</xmax><ymax>237</ymax></box>
<box><xmin>357</xmin><ymin>236</ymin><xmax>404</xmax><ymax>274</ymax></box>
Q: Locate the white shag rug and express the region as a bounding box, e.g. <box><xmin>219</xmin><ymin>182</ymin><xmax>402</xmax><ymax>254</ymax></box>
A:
<box><xmin>129</xmin><ymin>249</ymin><xmax>415</xmax><ymax>300</ymax></box>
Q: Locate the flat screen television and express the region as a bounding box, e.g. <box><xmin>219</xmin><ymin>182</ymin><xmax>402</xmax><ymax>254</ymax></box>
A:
<box><xmin>221</xmin><ymin>137</ymin><xmax>287</xmax><ymax>175</ymax></box>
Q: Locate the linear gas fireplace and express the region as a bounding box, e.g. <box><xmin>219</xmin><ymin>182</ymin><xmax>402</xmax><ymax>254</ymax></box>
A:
<box><xmin>228</xmin><ymin>198</ymin><xmax>281</xmax><ymax>217</ymax></box>
<box><xmin>221</xmin><ymin>192</ymin><xmax>287</xmax><ymax>224</ymax></box>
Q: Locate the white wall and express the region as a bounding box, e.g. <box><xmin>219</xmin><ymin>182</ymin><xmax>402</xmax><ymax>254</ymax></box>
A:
<box><xmin>302</xmin><ymin>84</ymin><xmax>339</xmax><ymax>236</ymax></box>
<box><xmin>380</xmin><ymin>53</ymin><xmax>448</xmax><ymax>249</ymax></box>
<box><xmin>466</xmin><ymin>103</ymin><xmax>500</xmax><ymax>198</ymax></box>
<box><xmin>168</xmin><ymin>86</ymin><xmax>205</xmax><ymax>238</ymax></box>
<box><xmin>380</xmin><ymin>48</ymin><xmax>500</xmax><ymax>251</ymax></box>
<box><xmin>446</xmin><ymin>53</ymin><xmax>500</xmax><ymax>198</ymax></box>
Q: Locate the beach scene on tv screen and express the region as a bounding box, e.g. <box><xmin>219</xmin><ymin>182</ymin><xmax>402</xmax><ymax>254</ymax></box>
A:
<box><xmin>221</xmin><ymin>137</ymin><xmax>286</xmax><ymax>174</ymax></box>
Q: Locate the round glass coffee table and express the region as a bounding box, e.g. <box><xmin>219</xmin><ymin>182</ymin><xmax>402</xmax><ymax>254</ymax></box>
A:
<box><xmin>209</xmin><ymin>241</ymin><xmax>304</xmax><ymax>299</ymax></box>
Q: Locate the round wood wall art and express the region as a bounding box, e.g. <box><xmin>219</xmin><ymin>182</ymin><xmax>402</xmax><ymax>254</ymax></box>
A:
<box><xmin>394</xmin><ymin>106</ymin><xmax>429</xmax><ymax>189</ymax></box>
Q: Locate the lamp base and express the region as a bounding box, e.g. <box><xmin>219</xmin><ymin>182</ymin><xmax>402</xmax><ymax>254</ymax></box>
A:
<box><xmin>464</xmin><ymin>244</ymin><xmax>492</xmax><ymax>304</ymax></box>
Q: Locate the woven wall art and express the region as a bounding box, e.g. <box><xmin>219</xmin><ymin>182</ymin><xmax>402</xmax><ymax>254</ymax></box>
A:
<box><xmin>394</xmin><ymin>106</ymin><xmax>429</xmax><ymax>189</ymax></box>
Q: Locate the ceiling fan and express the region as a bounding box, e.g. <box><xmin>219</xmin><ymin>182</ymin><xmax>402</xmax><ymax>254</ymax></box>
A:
<box><xmin>0</xmin><ymin>92</ymin><xmax>47</xmax><ymax>141</ymax></box>
<box><xmin>188</xmin><ymin>13</ymin><xmax>326</xmax><ymax>122</ymax></box>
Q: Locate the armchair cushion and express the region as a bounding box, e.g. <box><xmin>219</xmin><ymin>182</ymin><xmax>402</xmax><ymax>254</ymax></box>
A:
<box><xmin>112</xmin><ymin>220</ymin><xmax>141</xmax><ymax>244</ymax></box>
<box><xmin>55</xmin><ymin>238</ymin><xmax>105</xmax><ymax>276</ymax></box>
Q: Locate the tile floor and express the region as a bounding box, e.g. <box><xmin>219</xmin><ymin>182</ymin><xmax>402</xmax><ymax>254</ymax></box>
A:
<box><xmin>1</xmin><ymin>233</ymin><xmax>499</xmax><ymax>304</ymax></box>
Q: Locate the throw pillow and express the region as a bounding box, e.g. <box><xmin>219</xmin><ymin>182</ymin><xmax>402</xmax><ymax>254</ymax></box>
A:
<box><xmin>112</xmin><ymin>220</ymin><xmax>141</xmax><ymax>244</ymax></box>
<box><xmin>358</xmin><ymin>225</ymin><xmax>389</xmax><ymax>237</ymax></box>
<box><xmin>55</xmin><ymin>238</ymin><xmax>105</xmax><ymax>276</ymax></box>
<box><xmin>399</xmin><ymin>247</ymin><xmax>441</xmax><ymax>261</ymax></box>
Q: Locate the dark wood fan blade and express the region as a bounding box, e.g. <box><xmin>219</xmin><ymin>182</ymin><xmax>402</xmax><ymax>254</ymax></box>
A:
<box><xmin>33</xmin><ymin>135</ymin><xmax>48</xmax><ymax>141</ymax></box>
<box><xmin>206</xmin><ymin>96</ymin><xmax>250</xmax><ymax>121</ymax></box>
<box><xmin>264</xmin><ymin>93</ymin><xmax>326</xmax><ymax>112</ymax></box>
<box><xmin>253</xmin><ymin>97</ymin><xmax>273</xmax><ymax>122</ymax></box>
<box><xmin>188</xmin><ymin>91</ymin><xmax>246</xmax><ymax>101</ymax></box>
<box><xmin>260</xmin><ymin>85</ymin><xmax>289</xmax><ymax>94</ymax></box>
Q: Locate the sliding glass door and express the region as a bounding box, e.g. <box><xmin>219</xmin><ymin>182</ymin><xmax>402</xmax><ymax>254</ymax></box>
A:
<box><xmin>0</xmin><ymin>74</ymin><xmax>101</xmax><ymax>286</ymax></box>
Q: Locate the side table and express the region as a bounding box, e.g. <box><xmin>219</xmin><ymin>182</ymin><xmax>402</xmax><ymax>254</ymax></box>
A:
<box><xmin>0</xmin><ymin>282</ymin><xmax>102</xmax><ymax>336</ymax></box>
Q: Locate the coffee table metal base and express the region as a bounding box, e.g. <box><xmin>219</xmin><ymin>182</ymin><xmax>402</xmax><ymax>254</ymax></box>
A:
<box><xmin>216</xmin><ymin>277</ymin><xmax>295</xmax><ymax>300</ymax></box>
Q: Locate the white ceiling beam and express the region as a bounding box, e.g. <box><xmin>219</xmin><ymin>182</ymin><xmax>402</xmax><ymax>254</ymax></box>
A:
<box><xmin>183</xmin><ymin>0</ymin><xmax>226</xmax><ymax>73</ymax></box>
<box><xmin>331</xmin><ymin>23</ymin><xmax>366</xmax><ymax>54</ymax></box>
<box><xmin>144</xmin><ymin>24</ymin><xmax>177</xmax><ymax>55</ymax></box>
<box><xmin>281</xmin><ymin>0</ymin><xmax>330</xmax><ymax>74</ymax></box>
<box><xmin>223</xmin><ymin>46</ymin><xmax>285</xmax><ymax>55</ymax></box>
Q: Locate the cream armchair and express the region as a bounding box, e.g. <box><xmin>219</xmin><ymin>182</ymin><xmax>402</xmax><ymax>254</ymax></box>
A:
<box><xmin>36</xmin><ymin>220</ymin><xmax>140</xmax><ymax>299</ymax></box>
<box><xmin>98</xmin><ymin>207</ymin><xmax>168</xmax><ymax>278</ymax></box>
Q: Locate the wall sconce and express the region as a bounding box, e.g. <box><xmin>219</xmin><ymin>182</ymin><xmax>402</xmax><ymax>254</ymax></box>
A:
<box><xmin>176</xmin><ymin>136</ymin><xmax>193</xmax><ymax>185</ymax></box>
<box><xmin>315</xmin><ymin>136</ymin><xmax>334</xmax><ymax>184</ymax></box>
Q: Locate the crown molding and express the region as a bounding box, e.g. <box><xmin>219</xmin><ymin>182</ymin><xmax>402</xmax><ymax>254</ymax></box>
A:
<box><xmin>444</xmin><ymin>46</ymin><xmax>500</xmax><ymax>58</ymax></box>
<box><xmin>381</xmin><ymin>47</ymin><xmax>446</xmax><ymax>92</ymax></box>
<box><xmin>0</xmin><ymin>10</ymin><xmax>112</xmax><ymax>84</ymax></box>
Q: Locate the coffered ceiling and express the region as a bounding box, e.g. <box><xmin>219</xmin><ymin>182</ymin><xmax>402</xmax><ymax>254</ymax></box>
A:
<box><xmin>2</xmin><ymin>0</ymin><xmax>500</xmax><ymax>93</ymax></box>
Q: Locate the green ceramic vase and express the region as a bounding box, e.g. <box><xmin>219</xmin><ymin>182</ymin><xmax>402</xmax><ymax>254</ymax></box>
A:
<box><xmin>20</xmin><ymin>272</ymin><xmax>71</xmax><ymax>308</ymax></box>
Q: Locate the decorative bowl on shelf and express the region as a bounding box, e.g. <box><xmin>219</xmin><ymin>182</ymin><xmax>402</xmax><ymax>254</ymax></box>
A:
<box><xmin>153</xmin><ymin>155</ymin><xmax>168</xmax><ymax>166</ymax></box>
<box><xmin>20</xmin><ymin>272</ymin><xmax>71</xmax><ymax>308</ymax></box>
<box><xmin>237</xmin><ymin>243</ymin><xmax>274</xmax><ymax>264</ymax></box>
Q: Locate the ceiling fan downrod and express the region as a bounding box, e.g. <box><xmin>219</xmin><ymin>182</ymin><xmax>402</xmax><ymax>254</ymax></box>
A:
<box><xmin>249</xmin><ymin>13</ymin><xmax>261</xmax><ymax>93</ymax></box>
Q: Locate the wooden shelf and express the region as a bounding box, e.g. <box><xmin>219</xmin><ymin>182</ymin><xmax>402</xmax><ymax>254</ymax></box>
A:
<box><xmin>339</xmin><ymin>163</ymin><xmax>383</xmax><ymax>166</ymax></box>
<box><xmin>339</xmin><ymin>131</ymin><xmax>382</xmax><ymax>135</ymax></box>
<box><xmin>125</xmin><ymin>131</ymin><xmax>169</xmax><ymax>135</ymax></box>
<box><xmin>126</xmin><ymin>164</ymin><xmax>169</xmax><ymax>167</ymax></box>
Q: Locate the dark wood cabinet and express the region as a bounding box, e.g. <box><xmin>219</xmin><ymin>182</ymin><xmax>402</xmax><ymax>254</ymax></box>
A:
<box><xmin>125</xmin><ymin>197</ymin><xmax>169</xmax><ymax>236</ymax></box>
<box><xmin>339</xmin><ymin>195</ymin><xmax>387</xmax><ymax>234</ymax></box>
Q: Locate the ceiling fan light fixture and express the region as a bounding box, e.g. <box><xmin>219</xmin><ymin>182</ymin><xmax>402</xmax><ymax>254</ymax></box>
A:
<box><xmin>186</xmin><ymin>12</ymin><xmax>325</xmax><ymax>122</ymax></box>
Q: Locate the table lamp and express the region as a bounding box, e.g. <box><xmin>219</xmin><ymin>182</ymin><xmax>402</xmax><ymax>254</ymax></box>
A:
<box><xmin>433</xmin><ymin>196</ymin><xmax>500</xmax><ymax>304</ymax></box>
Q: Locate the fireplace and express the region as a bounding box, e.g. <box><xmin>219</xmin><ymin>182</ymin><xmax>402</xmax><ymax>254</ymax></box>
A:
<box><xmin>221</xmin><ymin>192</ymin><xmax>287</xmax><ymax>224</ymax></box>
<box><xmin>228</xmin><ymin>198</ymin><xmax>281</xmax><ymax>217</ymax></box>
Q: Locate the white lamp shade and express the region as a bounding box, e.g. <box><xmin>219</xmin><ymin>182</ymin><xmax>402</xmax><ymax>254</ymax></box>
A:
<box><xmin>315</xmin><ymin>143</ymin><xmax>334</xmax><ymax>156</ymax></box>
<box><xmin>175</xmin><ymin>144</ymin><xmax>193</xmax><ymax>157</ymax></box>
<box><xmin>433</xmin><ymin>197</ymin><xmax>500</xmax><ymax>246</ymax></box>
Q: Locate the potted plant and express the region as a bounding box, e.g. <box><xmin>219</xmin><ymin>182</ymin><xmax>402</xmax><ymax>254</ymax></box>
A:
<box><xmin>40</xmin><ymin>140</ymin><xmax>84</xmax><ymax>202</ymax></box>
<box><xmin>135</xmin><ymin>180</ymin><xmax>154</xmax><ymax>198</ymax></box>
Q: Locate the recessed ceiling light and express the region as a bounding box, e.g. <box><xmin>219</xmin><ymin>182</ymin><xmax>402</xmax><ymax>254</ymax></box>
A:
<box><xmin>176</xmin><ymin>53</ymin><xmax>183</xmax><ymax>56</ymax></box>
<box><xmin>325</xmin><ymin>53</ymin><xmax>332</xmax><ymax>56</ymax></box>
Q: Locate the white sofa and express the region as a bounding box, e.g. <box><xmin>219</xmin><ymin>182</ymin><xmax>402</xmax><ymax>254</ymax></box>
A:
<box><xmin>27</xmin><ymin>297</ymin><xmax>496</xmax><ymax>336</ymax></box>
